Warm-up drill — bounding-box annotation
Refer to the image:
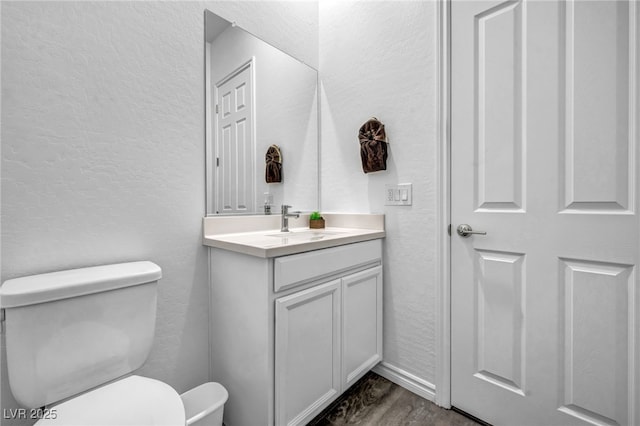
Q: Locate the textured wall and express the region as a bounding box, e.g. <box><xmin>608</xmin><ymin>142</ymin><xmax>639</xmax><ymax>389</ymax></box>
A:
<box><xmin>1</xmin><ymin>0</ymin><xmax>438</xmax><ymax>420</ymax></box>
<box><xmin>0</xmin><ymin>2</ymin><xmax>317</xmax><ymax>425</ymax></box>
<box><xmin>319</xmin><ymin>1</ymin><xmax>438</xmax><ymax>385</ymax></box>
<box><xmin>1</xmin><ymin>3</ymin><xmax>209</xmax><ymax>423</ymax></box>
<box><xmin>207</xmin><ymin>1</ymin><xmax>319</xmax><ymax>70</ymax></box>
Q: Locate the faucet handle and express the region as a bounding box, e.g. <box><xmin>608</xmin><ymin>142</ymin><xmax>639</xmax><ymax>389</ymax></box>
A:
<box><xmin>281</xmin><ymin>204</ymin><xmax>292</xmax><ymax>213</ymax></box>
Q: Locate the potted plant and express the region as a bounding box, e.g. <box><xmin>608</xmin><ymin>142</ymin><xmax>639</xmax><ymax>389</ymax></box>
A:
<box><xmin>309</xmin><ymin>211</ymin><xmax>325</xmax><ymax>229</ymax></box>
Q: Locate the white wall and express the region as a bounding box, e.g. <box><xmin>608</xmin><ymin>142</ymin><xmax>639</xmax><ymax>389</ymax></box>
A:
<box><xmin>0</xmin><ymin>2</ymin><xmax>318</xmax><ymax>425</ymax></box>
<box><xmin>1</xmin><ymin>0</ymin><xmax>439</xmax><ymax>420</ymax></box>
<box><xmin>319</xmin><ymin>0</ymin><xmax>439</xmax><ymax>391</ymax></box>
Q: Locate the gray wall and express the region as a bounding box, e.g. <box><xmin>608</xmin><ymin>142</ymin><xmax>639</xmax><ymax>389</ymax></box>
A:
<box><xmin>319</xmin><ymin>1</ymin><xmax>439</xmax><ymax>387</ymax></box>
<box><xmin>1</xmin><ymin>0</ymin><xmax>440</xmax><ymax>421</ymax></box>
<box><xmin>0</xmin><ymin>2</ymin><xmax>317</xmax><ymax>424</ymax></box>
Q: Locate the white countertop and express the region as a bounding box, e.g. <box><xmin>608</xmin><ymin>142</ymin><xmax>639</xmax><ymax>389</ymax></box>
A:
<box><xmin>203</xmin><ymin>213</ymin><xmax>385</xmax><ymax>258</ymax></box>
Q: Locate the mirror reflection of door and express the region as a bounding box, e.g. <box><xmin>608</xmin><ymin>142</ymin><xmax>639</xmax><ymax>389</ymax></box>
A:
<box><xmin>214</xmin><ymin>59</ymin><xmax>255</xmax><ymax>214</ymax></box>
<box><xmin>204</xmin><ymin>10</ymin><xmax>319</xmax><ymax>216</ymax></box>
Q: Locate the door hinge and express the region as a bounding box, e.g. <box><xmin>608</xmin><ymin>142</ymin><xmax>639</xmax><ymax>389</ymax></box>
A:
<box><xmin>216</xmin><ymin>157</ymin><xmax>219</xmax><ymax>167</ymax></box>
<box><xmin>448</xmin><ymin>224</ymin><xmax>451</xmax><ymax>236</ymax></box>
<box><xmin>215</xmin><ymin>104</ymin><xmax>219</xmax><ymax>114</ymax></box>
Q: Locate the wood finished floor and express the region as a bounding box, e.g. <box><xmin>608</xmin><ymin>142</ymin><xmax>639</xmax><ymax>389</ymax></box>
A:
<box><xmin>308</xmin><ymin>372</ymin><xmax>481</xmax><ymax>426</ymax></box>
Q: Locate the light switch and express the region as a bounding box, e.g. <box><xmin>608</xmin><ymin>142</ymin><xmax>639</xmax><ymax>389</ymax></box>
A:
<box><xmin>384</xmin><ymin>183</ymin><xmax>412</xmax><ymax>206</ymax></box>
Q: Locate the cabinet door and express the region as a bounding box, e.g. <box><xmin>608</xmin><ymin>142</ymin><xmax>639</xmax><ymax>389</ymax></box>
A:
<box><xmin>275</xmin><ymin>279</ymin><xmax>341</xmax><ymax>426</ymax></box>
<box><xmin>341</xmin><ymin>266</ymin><xmax>383</xmax><ymax>390</ymax></box>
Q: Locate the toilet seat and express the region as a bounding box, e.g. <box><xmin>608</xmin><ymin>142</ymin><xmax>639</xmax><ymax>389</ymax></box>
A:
<box><xmin>35</xmin><ymin>375</ymin><xmax>185</xmax><ymax>426</ymax></box>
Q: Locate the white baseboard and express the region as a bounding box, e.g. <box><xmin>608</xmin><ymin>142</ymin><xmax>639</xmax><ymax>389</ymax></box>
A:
<box><xmin>372</xmin><ymin>362</ymin><xmax>436</xmax><ymax>402</ymax></box>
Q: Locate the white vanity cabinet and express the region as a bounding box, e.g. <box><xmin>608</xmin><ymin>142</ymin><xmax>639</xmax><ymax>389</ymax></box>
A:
<box><xmin>275</xmin><ymin>266</ymin><xmax>382</xmax><ymax>426</ymax></box>
<box><xmin>209</xmin><ymin>239</ymin><xmax>383</xmax><ymax>426</ymax></box>
<box><xmin>340</xmin><ymin>266</ymin><xmax>383</xmax><ymax>389</ymax></box>
<box><xmin>274</xmin><ymin>279</ymin><xmax>342</xmax><ymax>426</ymax></box>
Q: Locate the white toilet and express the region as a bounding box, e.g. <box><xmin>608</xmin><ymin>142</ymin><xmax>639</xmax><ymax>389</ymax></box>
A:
<box><xmin>0</xmin><ymin>261</ymin><xmax>227</xmax><ymax>426</ymax></box>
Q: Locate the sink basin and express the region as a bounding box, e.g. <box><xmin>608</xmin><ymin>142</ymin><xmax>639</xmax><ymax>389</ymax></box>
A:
<box><xmin>265</xmin><ymin>230</ymin><xmax>345</xmax><ymax>240</ymax></box>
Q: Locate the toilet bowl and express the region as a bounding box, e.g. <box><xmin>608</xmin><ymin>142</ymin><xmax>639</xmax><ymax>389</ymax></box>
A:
<box><xmin>35</xmin><ymin>375</ymin><xmax>185</xmax><ymax>426</ymax></box>
<box><xmin>0</xmin><ymin>261</ymin><xmax>227</xmax><ymax>426</ymax></box>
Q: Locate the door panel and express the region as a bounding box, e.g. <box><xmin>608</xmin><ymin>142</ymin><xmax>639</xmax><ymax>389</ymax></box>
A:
<box><xmin>275</xmin><ymin>280</ymin><xmax>341</xmax><ymax>426</ymax></box>
<box><xmin>451</xmin><ymin>1</ymin><xmax>639</xmax><ymax>425</ymax></box>
<box><xmin>342</xmin><ymin>266</ymin><xmax>383</xmax><ymax>390</ymax></box>
<box><xmin>558</xmin><ymin>259</ymin><xmax>634</xmax><ymax>425</ymax></box>
<box><xmin>563</xmin><ymin>0</ymin><xmax>634</xmax><ymax>212</ymax></box>
<box><xmin>475</xmin><ymin>1</ymin><xmax>525</xmax><ymax>212</ymax></box>
<box><xmin>215</xmin><ymin>61</ymin><xmax>255</xmax><ymax>214</ymax></box>
<box><xmin>474</xmin><ymin>250</ymin><xmax>525</xmax><ymax>397</ymax></box>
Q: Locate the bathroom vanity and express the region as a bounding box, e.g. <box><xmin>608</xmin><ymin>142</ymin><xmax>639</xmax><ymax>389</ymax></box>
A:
<box><xmin>204</xmin><ymin>214</ymin><xmax>384</xmax><ymax>426</ymax></box>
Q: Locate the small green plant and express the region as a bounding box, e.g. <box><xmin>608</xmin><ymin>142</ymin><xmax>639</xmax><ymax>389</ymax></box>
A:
<box><xmin>310</xmin><ymin>211</ymin><xmax>323</xmax><ymax>220</ymax></box>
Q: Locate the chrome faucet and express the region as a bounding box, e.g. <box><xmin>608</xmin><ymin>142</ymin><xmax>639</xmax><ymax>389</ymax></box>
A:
<box><xmin>281</xmin><ymin>205</ymin><xmax>300</xmax><ymax>232</ymax></box>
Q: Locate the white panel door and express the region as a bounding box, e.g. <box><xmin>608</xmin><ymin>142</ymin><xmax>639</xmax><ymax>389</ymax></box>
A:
<box><xmin>275</xmin><ymin>280</ymin><xmax>341</xmax><ymax>426</ymax></box>
<box><xmin>451</xmin><ymin>1</ymin><xmax>639</xmax><ymax>425</ymax></box>
<box><xmin>342</xmin><ymin>266</ymin><xmax>383</xmax><ymax>390</ymax></box>
<box><xmin>215</xmin><ymin>60</ymin><xmax>254</xmax><ymax>214</ymax></box>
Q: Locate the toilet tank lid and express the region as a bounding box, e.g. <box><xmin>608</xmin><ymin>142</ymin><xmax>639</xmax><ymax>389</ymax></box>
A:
<box><xmin>0</xmin><ymin>261</ymin><xmax>162</xmax><ymax>308</ymax></box>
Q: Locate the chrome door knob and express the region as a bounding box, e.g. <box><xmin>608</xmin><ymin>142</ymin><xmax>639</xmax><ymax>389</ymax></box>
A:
<box><xmin>456</xmin><ymin>224</ymin><xmax>487</xmax><ymax>238</ymax></box>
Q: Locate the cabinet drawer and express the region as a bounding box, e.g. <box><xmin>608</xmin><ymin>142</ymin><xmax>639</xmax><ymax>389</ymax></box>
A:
<box><xmin>274</xmin><ymin>239</ymin><xmax>382</xmax><ymax>292</ymax></box>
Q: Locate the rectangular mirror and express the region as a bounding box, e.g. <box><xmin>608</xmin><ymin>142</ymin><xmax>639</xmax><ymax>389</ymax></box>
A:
<box><xmin>205</xmin><ymin>10</ymin><xmax>319</xmax><ymax>215</ymax></box>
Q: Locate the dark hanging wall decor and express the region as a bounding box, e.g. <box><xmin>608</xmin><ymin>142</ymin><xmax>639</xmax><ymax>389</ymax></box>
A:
<box><xmin>265</xmin><ymin>144</ymin><xmax>282</xmax><ymax>183</ymax></box>
<box><xmin>358</xmin><ymin>117</ymin><xmax>389</xmax><ymax>173</ymax></box>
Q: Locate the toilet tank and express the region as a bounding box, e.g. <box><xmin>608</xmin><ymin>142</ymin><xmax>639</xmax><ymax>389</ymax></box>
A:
<box><xmin>0</xmin><ymin>261</ymin><xmax>162</xmax><ymax>409</ymax></box>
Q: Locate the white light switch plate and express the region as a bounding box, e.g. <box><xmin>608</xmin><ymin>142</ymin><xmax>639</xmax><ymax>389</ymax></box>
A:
<box><xmin>385</xmin><ymin>183</ymin><xmax>412</xmax><ymax>206</ymax></box>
